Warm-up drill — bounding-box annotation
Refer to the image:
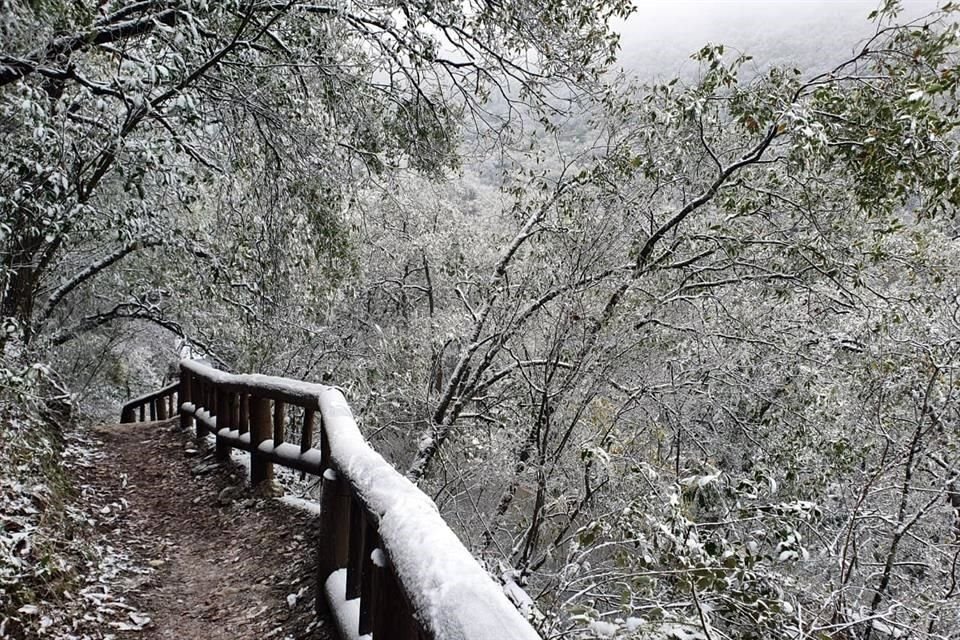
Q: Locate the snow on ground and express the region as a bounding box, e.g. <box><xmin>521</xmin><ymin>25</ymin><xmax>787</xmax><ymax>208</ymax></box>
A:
<box><xmin>1</xmin><ymin>414</ymin><xmax>154</xmax><ymax>639</ymax></box>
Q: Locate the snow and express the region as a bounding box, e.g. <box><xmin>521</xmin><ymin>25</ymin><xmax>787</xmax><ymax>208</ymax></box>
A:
<box><xmin>181</xmin><ymin>359</ymin><xmax>330</xmax><ymax>410</ymax></box>
<box><xmin>324</xmin><ymin>569</ymin><xmax>372</xmax><ymax>640</ymax></box>
<box><xmin>502</xmin><ymin>578</ymin><xmax>534</xmax><ymax>616</ymax></box>
<box><xmin>280</xmin><ymin>495</ymin><xmax>325</xmax><ymax>517</ymax></box>
<box><xmin>371</xmin><ymin>548</ymin><xmax>386</xmax><ymax>568</ymax></box>
<box><xmin>301</xmin><ymin>447</ymin><xmax>324</xmax><ymax>468</ymax></box>
<box><xmin>871</xmin><ymin>619</ymin><xmax>905</xmax><ymax>638</ymax></box>
<box><xmin>659</xmin><ymin>623</ymin><xmax>708</xmax><ymax>640</ymax></box>
<box><xmin>588</xmin><ymin>620</ymin><xmax>619</xmax><ymax>637</ymax></box>
<box><xmin>182</xmin><ymin>359</ymin><xmax>540</xmax><ymax>640</ymax></box>
<box><xmin>1</xmin><ymin>423</ymin><xmax>155</xmax><ymax>637</ymax></box>
<box><xmin>625</xmin><ymin>617</ymin><xmax>644</xmax><ymax>631</ymax></box>
<box><xmin>317</xmin><ymin>385</ymin><xmax>542</xmax><ymax>640</ymax></box>
<box><xmin>228</xmin><ymin>442</ymin><xmax>251</xmax><ymax>472</ymax></box>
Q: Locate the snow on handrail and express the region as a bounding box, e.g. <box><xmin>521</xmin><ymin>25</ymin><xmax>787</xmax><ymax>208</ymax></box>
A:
<box><xmin>171</xmin><ymin>359</ymin><xmax>542</xmax><ymax>640</ymax></box>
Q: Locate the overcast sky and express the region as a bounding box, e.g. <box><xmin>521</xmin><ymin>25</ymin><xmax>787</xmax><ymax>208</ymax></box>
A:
<box><xmin>614</xmin><ymin>0</ymin><xmax>944</xmax><ymax>78</ymax></box>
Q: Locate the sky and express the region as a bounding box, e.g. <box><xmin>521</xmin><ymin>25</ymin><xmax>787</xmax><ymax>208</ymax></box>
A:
<box><xmin>614</xmin><ymin>0</ymin><xmax>944</xmax><ymax>78</ymax></box>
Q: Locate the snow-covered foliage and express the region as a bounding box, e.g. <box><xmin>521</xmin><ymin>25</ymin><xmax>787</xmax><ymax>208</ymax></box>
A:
<box><xmin>262</xmin><ymin>8</ymin><xmax>960</xmax><ymax>638</ymax></box>
<box><xmin>0</xmin><ymin>364</ymin><xmax>152</xmax><ymax>638</ymax></box>
<box><xmin>5</xmin><ymin>1</ymin><xmax>960</xmax><ymax>639</ymax></box>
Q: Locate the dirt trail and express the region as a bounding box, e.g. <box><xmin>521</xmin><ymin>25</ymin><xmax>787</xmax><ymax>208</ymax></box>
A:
<box><xmin>81</xmin><ymin>419</ymin><xmax>334</xmax><ymax>640</ymax></box>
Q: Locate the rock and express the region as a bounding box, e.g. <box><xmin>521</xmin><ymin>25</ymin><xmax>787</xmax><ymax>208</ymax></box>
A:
<box><xmin>128</xmin><ymin>612</ymin><xmax>151</xmax><ymax>627</ymax></box>
<box><xmin>191</xmin><ymin>461</ymin><xmax>218</xmax><ymax>476</ymax></box>
<box><xmin>218</xmin><ymin>486</ymin><xmax>242</xmax><ymax>506</ymax></box>
<box><xmin>253</xmin><ymin>480</ymin><xmax>284</xmax><ymax>498</ymax></box>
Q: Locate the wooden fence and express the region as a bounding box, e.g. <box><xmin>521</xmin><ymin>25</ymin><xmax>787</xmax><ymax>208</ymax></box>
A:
<box><xmin>119</xmin><ymin>359</ymin><xmax>541</xmax><ymax>640</ymax></box>
<box><xmin>120</xmin><ymin>381</ymin><xmax>178</xmax><ymax>423</ymax></box>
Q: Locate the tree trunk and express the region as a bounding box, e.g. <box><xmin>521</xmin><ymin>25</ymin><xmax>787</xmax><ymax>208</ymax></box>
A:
<box><xmin>1</xmin><ymin>244</ymin><xmax>41</xmax><ymax>342</ymax></box>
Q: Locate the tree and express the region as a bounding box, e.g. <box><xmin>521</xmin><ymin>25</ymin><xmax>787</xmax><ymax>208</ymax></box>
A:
<box><xmin>6</xmin><ymin>1</ymin><xmax>960</xmax><ymax>639</ymax></box>
<box><xmin>0</xmin><ymin>0</ymin><xmax>632</xmax><ymax>354</ymax></box>
<box><xmin>356</xmin><ymin>4</ymin><xmax>960</xmax><ymax>637</ymax></box>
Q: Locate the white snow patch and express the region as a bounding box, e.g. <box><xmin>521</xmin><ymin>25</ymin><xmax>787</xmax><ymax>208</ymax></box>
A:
<box><xmin>228</xmin><ymin>446</ymin><xmax>251</xmax><ymax>471</ymax></box>
<box><xmin>502</xmin><ymin>578</ymin><xmax>534</xmax><ymax>616</ymax></box>
<box><xmin>280</xmin><ymin>495</ymin><xmax>325</xmax><ymax>517</ymax></box>
<box><xmin>871</xmin><ymin>620</ymin><xmax>904</xmax><ymax>638</ymax></box>
<box><xmin>660</xmin><ymin>622</ymin><xmax>708</xmax><ymax>640</ymax></box>
<box><xmin>588</xmin><ymin>620</ymin><xmax>619</xmax><ymax>636</ymax></box>
<box><xmin>324</xmin><ymin>569</ymin><xmax>371</xmax><ymax>640</ymax></box>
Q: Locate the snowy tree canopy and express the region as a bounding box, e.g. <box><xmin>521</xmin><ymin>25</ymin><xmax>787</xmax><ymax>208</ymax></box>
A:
<box><xmin>4</xmin><ymin>1</ymin><xmax>960</xmax><ymax>639</ymax></box>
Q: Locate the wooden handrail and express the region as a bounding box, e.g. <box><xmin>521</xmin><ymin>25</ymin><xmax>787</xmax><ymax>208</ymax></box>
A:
<box><xmin>120</xmin><ymin>381</ymin><xmax>179</xmax><ymax>423</ymax></box>
<box><xmin>120</xmin><ymin>359</ymin><xmax>541</xmax><ymax>640</ymax></box>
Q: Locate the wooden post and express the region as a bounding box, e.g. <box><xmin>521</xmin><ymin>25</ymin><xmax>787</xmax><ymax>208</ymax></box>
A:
<box><xmin>300</xmin><ymin>409</ymin><xmax>316</xmax><ymax>480</ymax></box>
<box><xmin>358</xmin><ymin>522</ymin><xmax>377</xmax><ymax>636</ymax></box>
<box><xmin>371</xmin><ymin>553</ymin><xmax>420</xmax><ymax>640</ymax></box>
<box><xmin>195</xmin><ymin>380</ymin><xmax>208</xmax><ymax>441</ymax></box>
<box><xmin>238</xmin><ymin>393</ymin><xmax>249</xmax><ymax>435</ymax></box>
<box><xmin>302</xmin><ymin>409</ymin><xmax>315</xmax><ymax>454</ymax></box>
<box><xmin>180</xmin><ymin>373</ymin><xmax>193</xmax><ymax>431</ymax></box>
<box><xmin>346</xmin><ymin>499</ymin><xmax>365</xmax><ymax>600</ymax></box>
<box><xmin>121</xmin><ymin>405</ymin><xmax>135</xmax><ymax>423</ymax></box>
<box><xmin>229</xmin><ymin>392</ymin><xmax>237</xmax><ymax>426</ymax></box>
<box><xmin>249</xmin><ymin>396</ymin><xmax>273</xmax><ymax>486</ymax></box>
<box><xmin>316</xmin><ymin>469</ymin><xmax>351</xmax><ymax>615</ymax></box>
<box><xmin>230</xmin><ymin>392</ymin><xmax>239</xmax><ymax>432</ymax></box>
<box><xmin>273</xmin><ymin>400</ymin><xmax>286</xmax><ymax>445</ymax></box>
<box><xmin>139</xmin><ymin>404</ymin><xmax>146</xmax><ymax>422</ymax></box>
<box><xmin>215</xmin><ymin>389</ymin><xmax>231</xmax><ymax>461</ymax></box>
<box><xmin>320</xmin><ymin>413</ymin><xmax>330</xmax><ymax>471</ymax></box>
<box><xmin>157</xmin><ymin>394</ymin><xmax>168</xmax><ymax>420</ymax></box>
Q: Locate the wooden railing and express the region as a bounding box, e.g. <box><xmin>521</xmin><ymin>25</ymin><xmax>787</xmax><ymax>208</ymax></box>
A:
<box><xmin>120</xmin><ymin>381</ymin><xmax>179</xmax><ymax>423</ymax></box>
<box><xmin>120</xmin><ymin>359</ymin><xmax>541</xmax><ymax>640</ymax></box>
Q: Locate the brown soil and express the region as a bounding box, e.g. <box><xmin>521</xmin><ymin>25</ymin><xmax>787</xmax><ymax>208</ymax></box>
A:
<box><xmin>81</xmin><ymin>419</ymin><xmax>334</xmax><ymax>640</ymax></box>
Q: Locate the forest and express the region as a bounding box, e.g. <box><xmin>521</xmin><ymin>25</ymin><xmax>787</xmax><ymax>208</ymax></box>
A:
<box><xmin>2</xmin><ymin>0</ymin><xmax>960</xmax><ymax>638</ymax></box>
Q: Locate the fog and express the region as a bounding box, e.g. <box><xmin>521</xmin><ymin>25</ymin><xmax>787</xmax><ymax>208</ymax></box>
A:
<box><xmin>615</xmin><ymin>0</ymin><xmax>944</xmax><ymax>78</ymax></box>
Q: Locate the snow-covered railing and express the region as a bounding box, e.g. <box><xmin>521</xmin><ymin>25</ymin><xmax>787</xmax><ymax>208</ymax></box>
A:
<box><xmin>120</xmin><ymin>381</ymin><xmax>179</xmax><ymax>423</ymax></box>
<box><xmin>163</xmin><ymin>359</ymin><xmax>541</xmax><ymax>640</ymax></box>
